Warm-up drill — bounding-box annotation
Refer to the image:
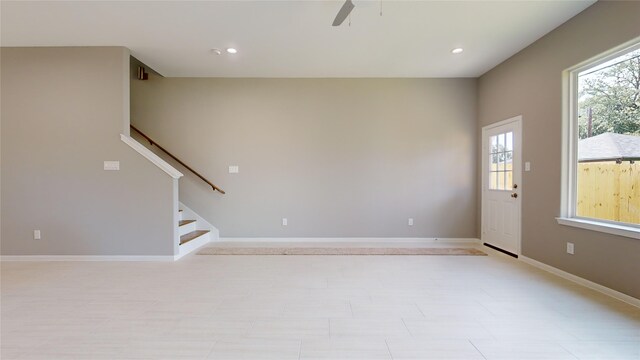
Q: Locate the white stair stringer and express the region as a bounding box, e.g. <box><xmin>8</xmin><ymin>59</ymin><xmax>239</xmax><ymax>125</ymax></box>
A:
<box><xmin>175</xmin><ymin>202</ymin><xmax>219</xmax><ymax>260</ymax></box>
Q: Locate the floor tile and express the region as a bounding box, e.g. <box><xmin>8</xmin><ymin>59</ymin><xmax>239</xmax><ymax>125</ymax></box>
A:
<box><xmin>386</xmin><ymin>338</ymin><xmax>486</xmax><ymax>359</ymax></box>
<box><xmin>248</xmin><ymin>319</ymin><xmax>330</xmax><ymax>339</ymax></box>
<box><xmin>329</xmin><ymin>319</ymin><xmax>411</xmax><ymax>337</ymax></box>
<box><xmin>403</xmin><ymin>319</ymin><xmax>494</xmax><ymax>340</ymax></box>
<box><xmin>471</xmin><ymin>340</ymin><xmax>579</xmax><ymax>360</ymax></box>
<box><xmin>1</xmin><ymin>242</ymin><xmax>637</xmax><ymax>359</ymax></box>
<box><xmin>559</xmin><ymin>340</ymin><xmax>640</xmax><ymax>359</ymax></box>
<box><xmin>207</xmin><ymin>338</ymin><xmax>301</xmax><ymax>360</ymax></box>
<box><xmin>300</xmin><ymin>338</ymin><xmax>391</xmax><ymax>359</ymax></box>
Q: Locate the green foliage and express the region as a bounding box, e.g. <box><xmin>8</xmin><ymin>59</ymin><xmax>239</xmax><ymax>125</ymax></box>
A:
<box><xmin>578</xmin><ymin>51</ymin><xmax>640</xmax><ymax>139</ymax></box>
<box><xmin>490</xmin><ymin>146</ymin><xmax>512</xmax><ymax>164</ymax></box>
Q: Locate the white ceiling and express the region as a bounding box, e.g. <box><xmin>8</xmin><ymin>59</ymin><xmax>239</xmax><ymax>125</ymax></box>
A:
<box><xmin>1</xmin><ymin>0</ymin><xmax>595</xmax><ymax>78</ymax></box>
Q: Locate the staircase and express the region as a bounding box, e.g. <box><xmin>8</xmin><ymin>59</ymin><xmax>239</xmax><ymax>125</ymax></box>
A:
<box><xmin>127</xmin><ymin>126</ymin><xmax>221</xmax><ymax>259</ymax></box>
<box><xmin>177</xmin><ymin>209</ymin><xmax>211</xmax><ymax>256</ymax></box>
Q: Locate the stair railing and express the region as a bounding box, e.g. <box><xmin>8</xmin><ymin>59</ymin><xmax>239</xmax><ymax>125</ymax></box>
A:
<box><xmin>130</xmin><ymin>125</ymin><xmax>226</xmax><ymax>194</ymax></box>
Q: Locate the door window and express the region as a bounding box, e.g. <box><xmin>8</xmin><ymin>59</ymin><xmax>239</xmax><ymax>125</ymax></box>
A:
<box><xmin>489</xmin><ymin>132</ymin><xmax>513</xmax><ymax>191</ymax></box>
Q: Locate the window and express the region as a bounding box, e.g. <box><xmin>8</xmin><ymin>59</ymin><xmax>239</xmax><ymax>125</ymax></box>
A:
<box><xmin>489</xmin><ymin>132</ymin><xmax>513</xmax><ymax>191</ymax></box>
<box><xmin>560</xmin><ymin>39</ymin><xmax>640</xmax><ymax>239</ymax></box>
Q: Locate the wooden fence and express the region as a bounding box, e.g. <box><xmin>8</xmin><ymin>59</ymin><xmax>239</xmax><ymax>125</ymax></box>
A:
<box><xmin>577</xmin><ymin>161</ymin><xmax>639</xmax><ymax>224</ymax></box>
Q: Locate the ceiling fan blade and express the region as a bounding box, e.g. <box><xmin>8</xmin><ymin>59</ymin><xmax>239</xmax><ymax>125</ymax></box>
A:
<box><xmin>332</xmin><ymin>0</ymin><xmax>355</xmax><ymax>26</ymax></box>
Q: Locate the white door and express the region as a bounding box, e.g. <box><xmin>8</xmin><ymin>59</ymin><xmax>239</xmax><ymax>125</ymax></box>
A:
<box><xmin>482</xmin><ymin>116</ymin><xmax>522</xmax><ymax>256</ymax></box>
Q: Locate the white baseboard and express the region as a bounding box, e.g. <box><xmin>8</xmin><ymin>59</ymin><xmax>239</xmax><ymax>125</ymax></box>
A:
<box><xmin>218</xmin><ymin>237</ymin><xmax>480</xmax><ymax>244</ymax></box>
<box><xmin>0</xmin><ymin>255</ymin><xmax>175</xmax><ymax>262</ymax></box>
<box><xmin>520</xmin><ymin>255</ymin><xmax>640</xmax><ymax>308</ymax></box>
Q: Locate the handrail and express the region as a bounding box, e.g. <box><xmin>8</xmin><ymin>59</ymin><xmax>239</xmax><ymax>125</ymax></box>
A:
<box><xmin>130</xmin><ymin>125</ymin><xmax>225</xmax><ymax>194</ymax></box>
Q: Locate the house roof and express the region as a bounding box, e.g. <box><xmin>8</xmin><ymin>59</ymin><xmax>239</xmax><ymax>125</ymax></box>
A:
<box><xmin>578</xmin><ymin>132</ymin><xmax>640</xmax><ymax>162</ymax></box>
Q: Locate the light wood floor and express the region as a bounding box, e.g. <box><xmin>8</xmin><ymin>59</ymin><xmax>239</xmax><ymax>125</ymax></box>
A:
<box><xmin>1</xmin><ymin>242</ymin><xmax>639</xmax><ymax>359</ymax></box>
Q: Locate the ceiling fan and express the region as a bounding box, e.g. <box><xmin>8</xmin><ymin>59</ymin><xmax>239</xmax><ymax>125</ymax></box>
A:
<box><xmin>332</xmin><ymin>0</ymin><xmax>355</xmax><ymax>26</ymax></box>
<box><xmin>332</xmin><ymin>0</ymin><xmax>382</xmax><ymax>27</ymax></box>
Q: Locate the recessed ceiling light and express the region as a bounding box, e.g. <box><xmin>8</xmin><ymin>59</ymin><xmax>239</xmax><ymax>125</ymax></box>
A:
<box><xmin>226</xmin><ymin>48</ymin><xmax>238</xmax><ymax>54</ymax></box>
<box><xmin>451</xmin><ymin>48</ymin><xmax>464</xmax><ymax>54</ymax></box>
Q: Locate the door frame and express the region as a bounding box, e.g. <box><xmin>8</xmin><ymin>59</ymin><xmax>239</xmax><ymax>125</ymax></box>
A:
<box><xmin>481</xmin><ymin>115</ymin><xmax>523</xmax><ymax>256</ymax></box>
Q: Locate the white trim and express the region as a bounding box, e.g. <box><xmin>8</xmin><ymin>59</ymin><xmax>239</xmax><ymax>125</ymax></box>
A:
<box><xmin>120</xmin><ymin>134</ymin><xmax>183</xmax><ymax>179</ymax></box>
<box><xmin>218</xmin><ymin>237</ymin><xmax>481</xmax><ymax>244</ymax></box>
<box><xmin>171</xmin><ymin>180</ymin><xmax>181</xmax><ymax>256</ymax></box>
<box><xmin>0</xmin><ymin>255</ymin><xmax>175</xmax><ymax>262</ymax></box>
<box><xmin>560</xmin><ymin>38</ymin><xmax>640</xmax><ymax>229</ymax></box>
<box><xmin>520</xmin><ymin>255</ymin><xmax>640</xmax><ymax>308</ymax></box>
<box><xmin>556</xmin><ymin>217</ymin><xmax>640</xmax><ymax>239</ymax></box>
<box><xmin>560</xmin><ymin>68</ymin><xmax>573</xmax><ymax>219</ymax></box>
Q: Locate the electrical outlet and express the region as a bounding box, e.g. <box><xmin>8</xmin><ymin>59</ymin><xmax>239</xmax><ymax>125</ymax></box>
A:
<box><xmin>282</xmin><ymin>218</ymin><xmax>288</xmax><ymax>226</ymax></box>
<box><xmin>33</xmin><ymin>230</ymin><xmax>41</xmax><ymax>240</ymax></box>
<box><xmin>408</xmin><ymin>218</ymin><xmax>414</xmax><ymax>226</ymax></box>
<box><xmin>567</xmin><ymin>242</ymin><xmax>575</xmax><ymax>255</ymax></box>
<box><xmin>228</xmin><ymin>166</ymin><xmax>239</xmax><ymax>174</ymax></box>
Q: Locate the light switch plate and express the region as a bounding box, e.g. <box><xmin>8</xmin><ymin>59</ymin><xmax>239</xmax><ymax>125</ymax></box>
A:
<box><xmin>282</xmin><ymin>218</ymin><xmax>288</xmax><ymax>226</ymax></box>
<box><xmin>104</xmin><ymin>161</ymin><xmax>120</xmax><ymax>171</ymax></box>
<box><xmin>34</xmin><ymin>230</ymin><xmax>41</xmax><ymax>240</ymax></box>
<box><xmin>229</xmin><ymin>165</ymin><xmax>239</xmax><ymax>174</ymax></box>
<box><xmin>567</xmin><ymin>242</ymin><xmax>575</xmax><ymax>255</ymax></box>
<box><xmin>408</xmin><ymin>218</ymin><xmax>414</xmax><ymax>226</ymax></box>
<box><xmin>525</xmin><ymin>162</ymin><xmax>531</xmax><ymax>172</ymax></box>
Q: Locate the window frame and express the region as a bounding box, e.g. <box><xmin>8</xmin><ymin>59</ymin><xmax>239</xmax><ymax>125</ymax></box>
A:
<box><xmin>558</xmin><ymin>37</ymin><xmax>640</xmax><ymax>240</ymax></box>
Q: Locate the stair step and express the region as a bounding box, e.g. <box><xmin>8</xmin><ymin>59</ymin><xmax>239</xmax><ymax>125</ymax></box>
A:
<box><xmin>179</xmin><ymin>219</ymin><xmax>196</xmax><ymax>227</ymax></box>
<box><xmin>178</xmin><ymin>219</ymin><xmax>197</xmax><ymax>236</ymax></box>
<box><xmin>180</xmin><ymin>230</ymin><xmax>210</xmax><ymax>245</ymax></box>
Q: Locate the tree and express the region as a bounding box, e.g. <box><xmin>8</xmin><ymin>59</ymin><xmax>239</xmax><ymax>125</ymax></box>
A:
<box><xmin>578</xmin><ymin>50</ymin><xmax>640</xmax><ymax>139</ymax></box>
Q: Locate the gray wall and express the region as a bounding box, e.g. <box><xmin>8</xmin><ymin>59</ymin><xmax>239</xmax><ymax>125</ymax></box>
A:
<box><xmin>477</xmin><ymin>1</ymin><xmax>640</xmax><ymax>298</ymax></box>
<box><xmin>1</xmin><ymin>47</ymin><xmax>176</xmax><ymax>256</ymax></box>
<box><xmin>131</xmin><ymin>78</ymin><xmax>477</xmax><ymax>238</ymax></box>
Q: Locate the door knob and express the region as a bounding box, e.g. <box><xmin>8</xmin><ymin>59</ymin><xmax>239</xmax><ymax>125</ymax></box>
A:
<box><xmin>513</xmin><ymin>184</ymin><xmax>518</xmax><ymax>189</ymax></box>
<box><xmin>511</xmin><ymin>193</ymin><xmax>518</xmax><ymax>198</ymax></box>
